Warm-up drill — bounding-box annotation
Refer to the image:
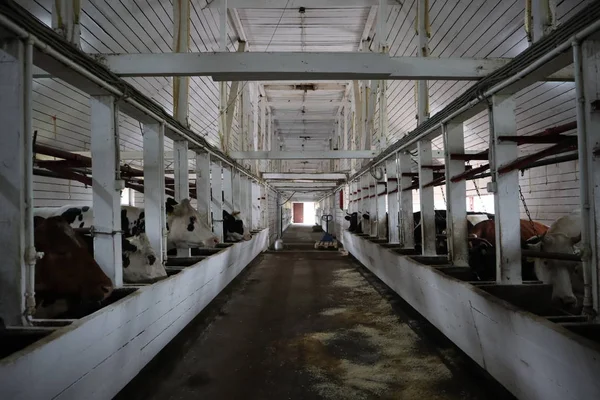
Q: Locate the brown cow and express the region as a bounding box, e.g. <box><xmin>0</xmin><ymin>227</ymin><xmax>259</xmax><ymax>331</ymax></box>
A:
<box><xmin>469</xmin><ymin>219</ymin><xmax>549</xmax><ymax>246</ymax></box>
<box><xmin>34</xmin><ymin>216</ymin><xmax>114</xmax><ymax>309</ymax></box>
<box><xmin>468</xmin><ymin>219</ymin><xmax>549</xmax><ymax>281</ymax></box>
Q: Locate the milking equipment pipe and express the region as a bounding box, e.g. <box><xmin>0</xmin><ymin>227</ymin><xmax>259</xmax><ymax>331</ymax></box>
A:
<box><xmin>23</xmin><ymin>38</ymin><xmax>39</xmax><ymax>323</ymax></box>
<box><xmin>572</xmin><ymin>40</ymin><xmax>596</xmax><ymax>317</ymax></box>
<box><xmin>0</xmin><ymin>13</ymin><xmax>269</xmax><ymax>190</ymax></box>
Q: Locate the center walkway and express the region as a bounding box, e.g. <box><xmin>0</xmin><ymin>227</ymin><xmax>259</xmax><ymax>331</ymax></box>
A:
<box><xmin>116</xmin><ymin>225</ymin><xmax>513</xmax><ymax>400</ymax></box>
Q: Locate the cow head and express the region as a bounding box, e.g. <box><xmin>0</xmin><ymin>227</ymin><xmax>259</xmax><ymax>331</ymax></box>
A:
<box><xmin>526</xmin><ymin>232</ymin><xmax>581</xmax><ymax>308</ymax></box>
<box><xmin>34</xmin><ymin>216</ymin><xmax>113</xmax><ymax>303</ymax></box>
<box><xmin>122</xmin><ymin>233</ymin><xmax>167</xmax><ymax>283</ymax></box>
<box><xmin>232</xmin><ymin>211</ymin><xmax>252</xmax><ymax>240</ymax></box>
<box><xmin>167</xmin><ymin>199</ymin><xmax>220</xmax><ymax>248</ymax></box>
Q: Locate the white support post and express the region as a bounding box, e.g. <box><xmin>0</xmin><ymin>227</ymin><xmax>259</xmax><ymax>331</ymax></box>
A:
<box><xmin>370</xmin><ymin>175</ymin><xmax>377</xmax><ymax>236</ymax></box>
<box><xmin>416</xmin><ymin>0</ymin><xmax>429</xmax><ymax>126</ymax></box>
<box><xmin>260</xmin><ymin>95</ymin><xmax>267</xmax><ymax>172</ymax></box>
<box><xmin>377</xmin><ymin>170</ymin><xmax>387</xmax><ymax>239</ymax></box>
<box><xmin>489</xmin><ymin>95</ymin><xmax>522</xmax><ymax>284</ymax></box>
<box><xmin>51</xmin><ymin>0</ymin><xmax>81</xmax><ymax>48</ymax></box>
<box><xmin>398</xmin><ymin>151</ymin><xmax>414</xmax><ymax>248</ymax></box>
<box><xmin>91</xmin><ymin>95</ymin><xmax>123</xmax><ymax>287</ymax></box>
<box><xmin>532</xmin><ymin>0</ymin><xmax>556</xmax><ymax>43</ymax></box>
<box><xmin>386</xmin><ymin>157</ymin><xmax>399</xmax><ymax>243</ymax></box>
<box><xmin>379</xmin><ymin>79</ymin><xmax>388</xmax><ymax>149</ymax></box>
<box><xmin>224</xmin><ymin>41</ymin><xmax>247</xmax><ymax>152</ymax></box>
<box><xmin>418</xmin><ymin>140</ymin><xmax>436</xmax><ymax>255</ymax></box>
<box><xmin>220</xmin><ymin>0</ymin><xmax>228</xmax><ymax>52</ymax></box>
<box><xmin>222</xmin><ymin>165</ymin><xmax>233</xmax><ymax>212</ymax></box>
<box><xmin>244</xmin><ymin>177</ymin><xmax>253</xmax><ymax>228</ymax></box>
<box><xmin>360</xmin><ymin>176</ymin><xmax>368</xmax><ymax>235</ymax></box>
<box><xmin>251</xmin><ymin>181</ymin><xmax>261</xmax><ymax>230</ymax></box>
<box><xmin>576</xmin><ymin>39</ymin><xmax>600</xmax><ymax>314</ymax></box>
<box><xmin>260</xmin><ymin>184</ymin><xmax>267</xmax><ymax>229</ymax></box>
<box><xmin>143</xmin><ymin>122</ymin><xmax>166</xmax><ymax>263</ymax></box>
<box><xmin>173</xmin><ymin>0</ymin><xmax>190</xmax><ymax>129</ymax></box>
<box><xmin>443</xmin><ymin>122</ymin><xmax>468</xmax><ymax>266</ymax></box>
<box><xmin>0</xmin><ymin>43</ymin><xmax>27</xmax><ymax>326</ymax></box>
<box><xmin>174</xmin><ymin>140</ymin><xmax>190</xmax><ymax>256</ymax></box>
<box><xmin>195</xmin><ymin>151</ymin><xmax>211</xmax><ymax>227</ymax></box>
<box><xmin>232</xmin><ymin>169</ymin><xmax>241</xmax><ymax>213</ymax></box>
<box><xmin>210</xmin><ymin>161</ymin><xmax>224</xmax><ymax>241</ymax></box>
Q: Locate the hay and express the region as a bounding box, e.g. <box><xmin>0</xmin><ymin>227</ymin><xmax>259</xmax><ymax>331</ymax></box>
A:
<box><xmin>290</xmin><ymin>267</ymin><xmax>465</xmax><ymax>399</ymax></box>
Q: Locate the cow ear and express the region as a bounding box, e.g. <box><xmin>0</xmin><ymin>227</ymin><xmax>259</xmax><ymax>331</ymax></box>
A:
<box><xmin>571</xmin><ymin>233</ymin><xmax>581</xmax><ymax>245</ymax></box>
<box><xmin>527</xmin><ymin>241</ymin><xmax>542</xmax><ymax>251</ymax></box>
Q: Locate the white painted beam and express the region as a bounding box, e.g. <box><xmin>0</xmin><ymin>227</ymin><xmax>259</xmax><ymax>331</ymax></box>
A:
<box><xmin>263</xmin><ymin>173</ymin><xmax>346</xmax><ymax>180</ymax></box>
<box><xmin>174</xmin><ymin>140</ymin><xmax>190</xmax><ymax>257</ymax></box>
<box><xmin>490</xmin><ymin>94</ymin><xmax>522</xmax><ymax>284</ymax></box>
<box><xmin>271</xmin><ymin>182</ymin><xmax>337</xmax><ymax>188</ymax></box>
<box><xmin>209</xmin><ymin>0</ymin><xmax>397</xmax><ymax>8</ymax></box>
<box><xmin>443</xmin><ymin>122</ymin><xmax>468</xmax><ymax>266</ymax></box>
<box><xmin>398</xmin><ymin>151</ymin><xmax>414</xmax><ymax>248</ymax></box>
<box><xmin>222</xmin><ymin>166</ymin><xmax>233</xmax><ymax>213</ymax></box>
<box><xmin>195</xmin><ymin>151</ymin><xmax>211</xmax><ymax>227</ymax></box>
<box><xmin>273</xmin><ymin>114</ymin><xmax>338</xmax><ymax>121</ymax></box>
<box><xmin>386</xmin><ymin>157</ymin><xmax>399</xmax><ymax>243</ymax></box>
<box><xmin>102</xmin><ymin>53</ymin><xmax>573</xmax><ymax>81</ymax></box>
<box><xmin>91</xmin><ymin>95</ymin><xmax>123</xmax><ymax>287</ymax></box>
<box><xmin>210</xmin><ymin>161</ymin><xmax>224</xmax><ymax>241</ymax></box>
<box><xmin>143</xmin><ymin>122</ymin><xmax>166</xmax><ymax>263</ymax></box>
<box><xmin>418</xmin><ymin>140</ymin><xmax>436</xmax><ymax>255</ymax></box>
<box><xmin>577</xmin><ymin>39</ymin><xmax>600</xmax><ymax>314</ymax></box>
<box><xmin>0</xmin><ymin>44</ymin><xmax>27</xmax><ymax>325</ymax></box>
<box><xmin>359</xmin><ymin>6</ymin><xmax>378</xmax><ymax>51</ymax></box>
<box><xmin>230</xmin><ymin>150</ymin><xmax>378</xmax><ymax>159</ymax></box>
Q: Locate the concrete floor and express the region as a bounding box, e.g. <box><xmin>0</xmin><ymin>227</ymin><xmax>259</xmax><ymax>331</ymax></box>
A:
<box><xmin>116</xmin><ymin>226</ymin><xmax>514</xmax><ymax>400</ymax></box>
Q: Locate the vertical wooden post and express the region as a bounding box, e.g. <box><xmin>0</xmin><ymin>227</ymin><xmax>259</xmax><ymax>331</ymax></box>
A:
<box><xmin>196</xmin><ymin>151</ymin><xmax>212</xmax><ymax>227</ymax></box>
<box><xmin>222</xmin><ymin>165</ymin><xmax>233</xmax><ymax>213</ymax></box>
<box><xmin>91</xmin><ymin>95</ymin><xmax>123</xmax><ymax>286</ymax></box>
<box><xmin>0</xmin><ymin>44</ymin><xmax>27</xmax><ymax>325</ymax></box>
<box><xmin>143</xmin><ymin>122</ymin><xmax>166</xmax><ymax>263</ymax></box>
<box><xmin>578</xmin><ymin>39</ymin><xmax>600</xmax><ymax>314</ymax></box>
<box><xmin>444</xmin><ymin>122</ymin><xmax>468</xmax><ymax>266</ymax></box>
<box><xmin>377</xmin><ymin>170</ymin><xmax>387</xmax><ymax>239</ymax></box>
<box><xmin>386</xmin><ymin>156</ymin><xmax>399</xmax><ymax>243</ymax></box>
<box><xmin>489</xmin><ymin>95</ymin><xmax>522</xmax><ymax>284</ymax></box>
<box><xmin>418</xmin><ymin>140</ymin><xmax>436</xmax><ymax>255</ymax></box>
<box><xmin>211</xmin><ymin>161</ymin><xmax>223</xmax><ymax>242</ymax></box>
<box><xmin>174</xmin><ymin>140</ymin><xmax>190</xmax><ymax>256</ymax></box>
<box><xmin>398</xmin><ymin>151</ymin><xmax>414</xmax><ymax>248</ymax></box>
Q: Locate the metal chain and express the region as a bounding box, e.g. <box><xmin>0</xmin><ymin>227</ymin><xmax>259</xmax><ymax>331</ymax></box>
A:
<box><xmin>473</xmin><ymin>179</ymin><xmax>486</xmax><ymax>213</ymax></box>
<box><xmin>519</xmin><ymin>185</ymin><xmax>537</xmax><ymax>236</ymax></box>
<box><xmin>440</xmin><ymin>186</ymin><xmax>446</xmax><ymax>206</ymax></box>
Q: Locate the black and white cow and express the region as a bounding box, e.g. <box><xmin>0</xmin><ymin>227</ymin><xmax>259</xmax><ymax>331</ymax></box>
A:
<box><xmin>223</xmin><ymin>210</ymin><xmax>251</xmax><ymax>242</ymax></box>
<box><xmin>34</xmin><ymin>205</ymin><xmax>164</xmax><ymax>283</ymax></box>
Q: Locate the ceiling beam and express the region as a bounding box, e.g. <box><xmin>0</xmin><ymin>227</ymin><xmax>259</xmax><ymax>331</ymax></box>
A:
<box><xmin>273</xmin><ymin>114</ymin><xmax>338</xmax><ymax>121</ymax></box>
<box><xmin>268</xmin><ymin>101</ymin><xmax>343</xmax><ymax>107</ymax></box>
<box><xmin>100</xmin><ymin>53</ymin><xmax>574</xmax><ymax>81</ymax></box>
<box><xmin>264</xmin><ymin>83</ymin><xmax>347</xmax><ymax>91</ymax></box>
<box><xmin>209</xmin><ymin>0</ymin><xmax>397</xmax><ymax>8</ymax></box>
<box><xmin>231</xmin><ymin>150</ymin><xmax>377</xmax><ymax>159</ymax></box>
<box><xmin>263</xmin><ymin>173</ymin><xmax>346</xmax><ymax>180</ymax></box>
<box><xmin>271</xmin><ymin>182</ymin><xmax>338</xmax><ymax>188</ymax></box>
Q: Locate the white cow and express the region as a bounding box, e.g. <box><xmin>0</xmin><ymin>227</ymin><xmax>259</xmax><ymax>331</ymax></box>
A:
<box><xmin>527</xmin><ymin>210</ymin><xmax>582</xmax><ymax>307</ymax></box>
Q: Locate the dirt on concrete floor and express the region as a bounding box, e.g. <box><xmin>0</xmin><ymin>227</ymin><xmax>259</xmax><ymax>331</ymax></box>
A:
<box><xmin>116</xmin><ymin>226</ymin><xmax>514</xmax><ymax>400</ymax></box>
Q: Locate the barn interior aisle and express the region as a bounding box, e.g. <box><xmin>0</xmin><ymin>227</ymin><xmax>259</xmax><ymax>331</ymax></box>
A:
<box><xmin>116</xmin><ymin>226</ymin><xmax>512</xmax><ymax>400</ymax></box>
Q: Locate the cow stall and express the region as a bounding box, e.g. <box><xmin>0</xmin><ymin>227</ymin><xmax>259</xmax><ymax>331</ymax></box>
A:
<box><xmin>0</xmin><ymin>2</ymin><xmax>274</xmax><ymax>397</ymax></box>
